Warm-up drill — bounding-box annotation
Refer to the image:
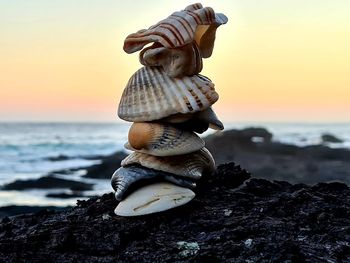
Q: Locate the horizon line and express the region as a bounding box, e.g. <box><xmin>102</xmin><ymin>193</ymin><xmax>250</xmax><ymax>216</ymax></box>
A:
<box><xmin>0</xmin><ymin>120</ymin><xmax>349</xmax><ymax>125</ymax></box>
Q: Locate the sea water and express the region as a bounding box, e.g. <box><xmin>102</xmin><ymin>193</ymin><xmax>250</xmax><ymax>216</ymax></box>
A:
<box><xmin>0</xmin><ymin>122</ymin><xmax>130</xmax><ymax>207</ymax></box>
<box><xmin>0</xmin><ymin>122</ymin><xmax>349</xmax><ymax>207</ymax></box>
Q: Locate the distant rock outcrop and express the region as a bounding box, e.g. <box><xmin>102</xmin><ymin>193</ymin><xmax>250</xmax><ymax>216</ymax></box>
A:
<box><xmin>321</xmin><ymin>133</ymin><xmax>343</xmax><ymax>143</ymax></box>
<box><xmin>205</xmin><ymin>127</ymin><xmax>350</xmax><ymax>185</ymax></box>
<box><xmin>1</xmin><ymin>176</ymin><xmax>93</xmax><ymax>191</ymax></box>
<box><xmin>83</xmin><ymin>151</ymin><xmax>127</xmax><ymax>179</ymax></box>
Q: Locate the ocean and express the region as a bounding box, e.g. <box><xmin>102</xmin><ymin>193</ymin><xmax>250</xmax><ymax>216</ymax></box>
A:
<box><xmin>0</xmin><ymin>122</ymin><xmax>349</xmax><ymax>208</ymax></box>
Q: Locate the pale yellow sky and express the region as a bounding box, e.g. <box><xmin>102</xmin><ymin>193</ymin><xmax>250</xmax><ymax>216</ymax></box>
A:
<box><xmin>0</xmin><ymin>0</ymin><xmax>349</xmax><ymax>122</ymax></box>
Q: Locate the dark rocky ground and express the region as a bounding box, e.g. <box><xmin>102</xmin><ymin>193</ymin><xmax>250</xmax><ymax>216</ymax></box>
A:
<box><xmin>1</xmin><ymin>163</ymin><xmax>350</xmax><ymax>262</ymax></box>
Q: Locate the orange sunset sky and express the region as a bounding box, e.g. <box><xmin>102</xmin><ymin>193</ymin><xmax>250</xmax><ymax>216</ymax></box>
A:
<box><xmin>0</xmin><ymin>0</ymin><xmax>349</xmax><ymax>123</ymax></box>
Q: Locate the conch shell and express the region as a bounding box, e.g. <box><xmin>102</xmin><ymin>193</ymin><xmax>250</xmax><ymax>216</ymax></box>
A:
<box><xmin>123</xmin><ymin>3</ymin><xmax>228</xmax><ymax>58</ymax></box>
<box><xmin>139</xmin><ymin>42</ymin><xmax>202</xmax><ymax>77</ymax></box>
<box><xmin>118</xmin><ymin>66</ymin><xmax>218</xmax><ymax>122</ymax></box>
<box><xmin>125</xmin><ymin>122</ymin><xmax>204</xmax><ymax>156</ymax></box>
<box><xmin>121</xmin><ymin>147</ymin><xmax>215</xmax><ymax>180</ymax></box>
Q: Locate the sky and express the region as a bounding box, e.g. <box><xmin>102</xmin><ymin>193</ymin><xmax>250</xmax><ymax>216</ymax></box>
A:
<box><xmin>0</xmin><ymin>0</ymin><xmax>349</xmax><ymax>123</ymax></box>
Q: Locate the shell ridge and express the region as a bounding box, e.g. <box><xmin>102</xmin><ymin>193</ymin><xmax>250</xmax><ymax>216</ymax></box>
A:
<box><xmin>175</xmin><ymin>76</ymin><xmax>195</xmax><ymax>112</ymax></box>
<box><xmin>153</xmin><ymin>67</ymin><xmax>172</xmax><ymax>116</ymax></box>
<box><xmin>185</xmin><ymin>10</ymin><xmax>201</xmax><ymax>25</ymax></box>
<box><xmin>144</xmin><ymin>67</ymin><xmax>158</xmax><ymax>118</ymax></box>
<box><xmin>170</xmin><ymin>13</ymin><xmax>195</xmax><ymax>35</ymax></box>
<box><xmin>163</xmin><ymin>125</ymin><xmax>182</xmax><ymax>150</ymax></box>
<box><xmin>118</xmin><ymin>81</ymin><xmax>129</xmax><ymax>118</ymax></box>
<box><xmin>159</xmin><ymin>23</ymin><xmax>185</xmax><ymax>45</ymax></box>
<box><xmin>138</xmin><ymin>67</ymin><xmax>151</xmax><ymax>116</ymax></box>
<box><xmin>134</xmin><ymin>68</ymin><xmax>143</xmax><ymax>116</ymax></box>
<box><xmin>165</xmin><ymin>71</ymin><xmax>190</xmax><ymax>113</ymax></box>
<box><xmin>171</xmin><ymin>17</ymin><xmax>192</xmax><ymax>42</ymax></box>
<box><xmin>164</xmin><ymin>71</ymin><xmax>189</xmax><ymax>113</ymax></box>
<box><xmin>182</xmin><ymin>77</ymin><xmax>203</xmax><ymax>111</ymax></box>
<box><xmin>143</xmin><ymin>67</ymin><xmax>160</xmax><ymax>119</ymax></box>
<box><xmin>125</xmin><ymin>77</ymin><xmax>135</xmax><ymax>116</ymax></box>
<box><xmin>146</xmin><ymin>123</ymin><xmax>160</xmax><ymax>149</ymax></box>
<box><xmin>124</xmin><ymin>74</ymin><xmax>136</xmax><ymax>117</ymax></box>
<box><xmin>192</xmin><ymin>77</ymin><xmax>212</xmax><ymax>107</ymax></box>
<box><xmin>203</xmin><ymin>7</ymin><xmax>211</xmax><ymax>22</ymax></box>
<box><xmin>157</xmin><ymin>67</ymin><xmax>179</xmax><ymax>113</ymax></box>
<box><xmin>149</xmin><ymin>67</ymin><xmax>165</xmax><ymax>115</ymax></box>
<box><xmin>194</xmin><ymin>76</ymin><xmax>218</xmax><ymax>105</ymax></box>
<box><xmin>151</xmin><ymin>67</ymin><xmax>172</xmax><ymax>114</ymax></box>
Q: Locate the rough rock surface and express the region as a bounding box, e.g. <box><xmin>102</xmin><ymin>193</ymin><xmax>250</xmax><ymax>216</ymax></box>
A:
<box><xmin>1</xmin><ymin>163</ymin><xmax>349</xmax><ymax>262</ymax></box>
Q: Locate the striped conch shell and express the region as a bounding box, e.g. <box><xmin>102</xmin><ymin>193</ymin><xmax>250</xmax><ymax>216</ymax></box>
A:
<box><xmin>139</xmin><ymin>42</ymin><xmax>203</xmax><ymax>78</ymax></box>
<box><xmin>125</xmin><ymin>122</ymin><xmax>204</xmax><ymax>156</ymax></box>
<box><xmin>123</xmin><ymin>3</ymin><xmax>228</xmax><ymax>58</ymax></box>
<box><xmin>118</xmin><ymin>66</ymin><xmax>218</xmax><ymax>122</ymax></box>
<box><xmin>163</xmin><ymin>107</ymin><xmax>224</xmax><ymax>131</ymax></box>
<box><xmin>121</xmin><ymin>148</ymin><xmax>215</xmax><ymax>180</ymax></box>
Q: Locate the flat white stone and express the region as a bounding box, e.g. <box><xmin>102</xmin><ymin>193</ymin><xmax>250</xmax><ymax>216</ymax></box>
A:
<box><xmin>114</xmin><ymin>182</ymin><xmax>195</xmax><ymax>217</ymax></box>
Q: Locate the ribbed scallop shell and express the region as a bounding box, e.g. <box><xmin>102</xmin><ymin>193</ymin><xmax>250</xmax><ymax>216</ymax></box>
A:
<box><xmin>123</xmin><ymin>3</ymin><xmax>228</xmax><ymax>58</ymax></box>
<box><xmin>139</xmin><ymin>42</ymin><xmax>203</xmax><ymax>78</ymax></box>
<box><xmin>118</xmin><ymin>66</ymin><xmax>218</xmax><ymax>122</ymax></box>
<box><xmin>121</xmin><ymin>147</ymin><xmax>215</xmax><ymax>180</ymax></box>
<box><xmin>125</xmin><ymin>122</ymin><xmax>205</xmax><ymax>156</ymax></box>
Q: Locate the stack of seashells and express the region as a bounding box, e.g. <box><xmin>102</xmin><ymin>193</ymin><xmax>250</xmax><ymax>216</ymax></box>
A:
<box><xmin>111</xmin><ymin>3</ymin><xmax>228</xmax><ymax>216</ymax></box>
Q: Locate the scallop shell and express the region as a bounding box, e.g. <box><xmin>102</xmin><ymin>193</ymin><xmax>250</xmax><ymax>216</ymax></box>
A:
<box><xmin>139</xmin><ymin>42</ymin><xmax>203</xmax><ymax>78</ymax></box>
<box><xmin>125</xmin><ymin>122</ymin><xmax>205</xmax><ymax>156</ymax></box>
<box><xmin>163</xmin><ymin>107</ymin><xmax>224</xmax><ymax>131</ymax></box>
<box><xmin>118</xmin><ymin>66</ymin><xmax>218</xmax><ymax>122</ymax></box>
<box><xmin>123</xmin><ymin>3</ymin><xmax>228</xmax><ymax>58</ymax></box>
<box><xmin>121</xmin><ymin>147</ymin><xmax>215</xmax><ymax>180</ymax></box>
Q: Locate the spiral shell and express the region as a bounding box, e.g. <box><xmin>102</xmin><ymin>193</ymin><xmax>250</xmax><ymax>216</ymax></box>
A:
<box><xmin>118</xmin><ymin>66</ymin><xmax>218</xmax><ymax>122</ymax></box>
<box><xmin>124</xmin><ymin>3</ymin><xmax>228</xmax><ymax>58</ymax></box>
<box><xmin>125</xmin><ymin>122</ymin><xmax>204</xmax><ymax>156</ymax></box>
<box><xmin>139</xmin><ymin>42</ymin><xmax>203</xmax><ymax>78</ymax></box>
<box><xmin>121</xmin><ymin>147</ymin><xmax>215</xmax><ymax>180</ymax></box>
